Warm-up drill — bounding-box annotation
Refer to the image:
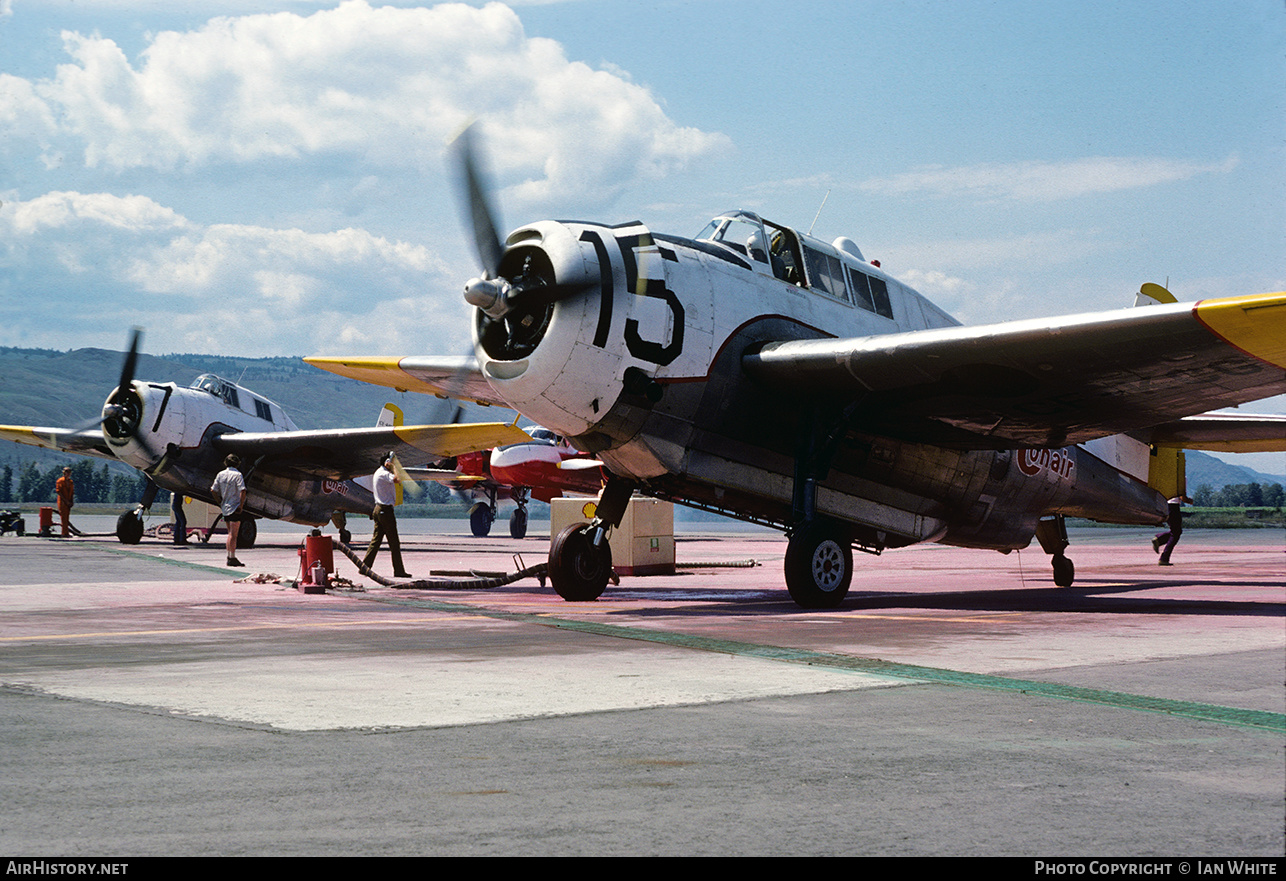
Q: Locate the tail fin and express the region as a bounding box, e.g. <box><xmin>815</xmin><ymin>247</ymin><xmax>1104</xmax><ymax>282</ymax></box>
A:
<box><xmin>377</xmin><ymin>404</ymin><xmax>405</xmax><ymax>504</ymax></box>
<box><xmin>376</xmin><ymin>403</ymin><xmax>404</xmax><ymax>428</ymax></box>
<box><xmin>1134</xmin><ymin>282</ymin><xmax>1177</xmax><ymax>308</ymax></box>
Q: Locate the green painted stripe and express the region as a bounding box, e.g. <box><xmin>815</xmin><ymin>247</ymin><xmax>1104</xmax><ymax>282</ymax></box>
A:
<box><xmin>369</xmin><ymin>594</ymin><xmax>1286</xmax><ymax>734</ymax></box>
<box><xmin>54</xmin><ymin>542</ymin><xmax>1284</xmax><ymax>733</ymax></box>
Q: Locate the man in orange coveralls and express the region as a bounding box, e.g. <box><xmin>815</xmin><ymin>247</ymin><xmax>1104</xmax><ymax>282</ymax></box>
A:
<box><xmin>55</xmin><ymin>466</ymin><xmax>75</xmax><ymax>537</ymax></box>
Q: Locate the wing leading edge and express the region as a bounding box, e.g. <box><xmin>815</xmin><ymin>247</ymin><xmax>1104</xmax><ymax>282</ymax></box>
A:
<box><xmin>0</xmin><ymin>426</ymin><xmax>116</xmax><ymax>460</ymax></box>
<box><xmin>215</xmin><ymin>422</ymin><xmax>530</xmax><ymax>480</ymax></box>
<box><xmin>303</xmin><ymin>355</ymin><xmax>508</xmax><ymax>407</ymax></box>
<box><xmin>743</xmin><ymin>292</ymin><xmax>1286</xmax><ymax>449</ymax></box>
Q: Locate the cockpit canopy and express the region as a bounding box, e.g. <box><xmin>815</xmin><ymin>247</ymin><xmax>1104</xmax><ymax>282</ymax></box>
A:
<box><xmin>190</xmin><ymin>373</ymin><xmax>285</xmax><ymax>425</ymax></box>
<box><xmin>695</xmin><ymin>211</ymin><xmax>895</xmax><ymax>319</ymax></box>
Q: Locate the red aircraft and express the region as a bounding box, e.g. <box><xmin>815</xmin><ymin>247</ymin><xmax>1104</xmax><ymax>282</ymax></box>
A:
<box><xmin>418</xmin><ymin>426</ymin><xmax>606</xmax><ymax>537</ymax></box>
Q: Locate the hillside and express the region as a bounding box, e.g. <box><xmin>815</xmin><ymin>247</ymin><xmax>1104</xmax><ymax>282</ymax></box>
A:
<box><xmin>1</xmin><ymin>345</ymin><xmax>1281</xmax><ymax>491</ymax></box>
<box><xmin>1185</xmin><ymin>450</ymin><xmax>1285</xmax><ymax>491</ymax></box>
<box><xmin>0</xmin><ymin>344</ymin><xmax>516</xmax><ymax>478</ymax></box>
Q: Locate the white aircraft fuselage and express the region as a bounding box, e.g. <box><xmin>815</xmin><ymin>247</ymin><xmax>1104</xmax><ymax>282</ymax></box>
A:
<box><xmin>470</xmin><ymin>211</ymin><xmax>1164</xmax><ymax>553</ymax></box>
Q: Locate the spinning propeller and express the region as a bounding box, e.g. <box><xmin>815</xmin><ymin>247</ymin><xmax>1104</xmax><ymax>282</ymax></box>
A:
<box><xmin>100</xmin><ymin>327</ymin><xmax>145</xmax><ymax>443</ymax></box>
<box><xmin>95</xmin><ymin>328</ymin><xmax>175</xmax><ymax>476</ymax></box>
<box><xmin>449</xmin><ymin>123</ymin><xmax>593</xmax><ymax>359</ymax></box>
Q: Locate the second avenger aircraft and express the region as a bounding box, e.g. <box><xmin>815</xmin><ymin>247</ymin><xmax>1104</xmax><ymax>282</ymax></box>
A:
<box><xmin>1</xmin><ymin>330</ymin><xmax>529</xmax><ymax>546</ymax></box>
<box><xmin>309</xmin><ymin>128</ymin><xmax>1286</xmax><ymax>607</ymax></box>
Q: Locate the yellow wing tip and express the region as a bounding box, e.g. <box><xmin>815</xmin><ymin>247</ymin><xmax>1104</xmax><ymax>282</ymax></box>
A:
<box><xmin>1195</xmin><ymin>292</ymin><xmax>1286</xmax><ymax>369</ymax></box>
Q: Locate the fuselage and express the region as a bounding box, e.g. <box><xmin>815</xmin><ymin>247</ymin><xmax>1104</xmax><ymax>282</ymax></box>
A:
<box><xmin>468</xmin><ymin>210</ymin><xmax>1167</xmax><ymax>550</ymax></box>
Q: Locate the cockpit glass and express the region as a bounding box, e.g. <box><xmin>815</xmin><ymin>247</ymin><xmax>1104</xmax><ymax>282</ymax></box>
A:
<box><xmin>192</xmin><ymin>374</ymin><xmax>221</xmax><ymax>395</ymax></box>
<box><xmin>696</xmin><ymin>216</ymin><xmax>768</xmax><ymax>261</ymax></box>
<box><xmin>695</xmin><ymin>220</ymin><xmax>726</xmax><ymax>241</ymax></box>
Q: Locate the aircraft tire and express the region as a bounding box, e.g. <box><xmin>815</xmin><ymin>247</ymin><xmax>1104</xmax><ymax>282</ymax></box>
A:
<box><xmin>784</xmin><ymin>522</ymin><xmax>852</xmax><ymax>608</ymax></box>
<box><xmin>236</xmin><ymin>517</ymin><xmax>257</xmax><ymax>550</ymax></box>
<box><xmin>469</xmin><ymin>503</ymin><xmax>494</xmax><ymax>537</ymax></box>
<box><xmin>1052</xmin><ymin>554</ymin><xmax>1074</xmax><ymax>587</ymax></box>
<box><xmin>115</xmin><ymin>510</ymin><xmax>144</xmax><ymax>545</ymax></box>
<box><xmin>509</xmin><ymin>508</ymin><xmax>528</xmax><ymax>540</ymax></box>
<box><xmin>549</xmin><ymin>523</ymin><xmax>611</xmax><ymax>602</ymax></box>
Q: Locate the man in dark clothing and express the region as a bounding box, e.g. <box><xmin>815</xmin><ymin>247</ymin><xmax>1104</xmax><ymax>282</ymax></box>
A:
<box><xmin>1152</xmin><ymin>495</ymin><xmax>1192</xmax><ymax>566</ymax></box>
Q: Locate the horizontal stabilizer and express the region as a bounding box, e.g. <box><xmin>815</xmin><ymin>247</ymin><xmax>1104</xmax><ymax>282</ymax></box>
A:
<box><xmin>1139</xmin><ymin>411</ymin><xmax>1286</xmax><ymax>453</ymax></box>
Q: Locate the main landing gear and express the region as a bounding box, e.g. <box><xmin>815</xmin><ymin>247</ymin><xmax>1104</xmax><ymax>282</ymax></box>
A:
<box><xmin>547</xmin><ymin>477</ymin><xmax>632</xmax><ymax>602</ymax></box>
<box><xmin>1036</xmin><ymin>514</ymin><xmax>1075</xmax><ymax>587</ymax></box>
<box><xmin>330</xmin><ymin>511</ymin><xmax>352</xmax><ymax>545</ymax></box>
<box><xmin>470</xmin><ymin>488</ymin><xmax>532</xmax><ymax>538</ymax></box>
<box><xmin>469</xmin><ymin>502</ymin><xmax>495</xmax><ymax>537</ymax></box>
<box><xmin>509</xmin><ymin>487</ymin><xmax>530</xmax><ymax>539</ymax></box>
<box><xmin>783</xmin><ymin>401</ymin><xmax>861</xmax><ymax>608</ymax></box>
<box><xmin>784</xmin><ymin>519</ymin><xmax>854</xmax><ymax>608</ymax></box>
<box><xmin>115</xmin><ymin>476</ymin><xmax>158</xmax><ymax>544</ymax></box>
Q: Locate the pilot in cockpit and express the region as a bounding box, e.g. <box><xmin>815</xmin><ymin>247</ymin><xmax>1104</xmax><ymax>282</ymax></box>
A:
<box><xmin>769</xmin><ymin>231</ymin><xmax>799</xmax><ymax>284</ymax></box>
<box><xmin>748</xmin><ymin>230</ymin><xmax>790</xmax><ymax>282</ymax></box>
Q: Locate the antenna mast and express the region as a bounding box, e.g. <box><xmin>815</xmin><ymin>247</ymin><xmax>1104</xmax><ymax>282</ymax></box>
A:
<box><xmin>807</xmin><ymin>189</ymin><xmax>831</xmax><ymax>236</ymax></box>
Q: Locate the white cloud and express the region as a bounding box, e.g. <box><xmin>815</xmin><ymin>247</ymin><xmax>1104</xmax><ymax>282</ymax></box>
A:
<box><xmin>6</xmin><ymin>1</ymin><xmax>726</xmax><ymax>206</ymax></box>
<box><xmin>859</xmin><ymin>155</ymin><xmax>1239</xmax><ymax>202</ymax></box>
<box><xmin>0</xmin><ymin>190</ymin><xmax>459</xmax><ymax>356</ymax></box>
<box><xmin>4</xmin><ymin>190</ymin><xmax>187</xmax><ymax>234</ymax></box>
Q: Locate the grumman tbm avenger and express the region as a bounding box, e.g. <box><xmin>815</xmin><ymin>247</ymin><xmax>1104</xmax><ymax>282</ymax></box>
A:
<box><xmin>1</xmin><ymin>330</ymin><xmax>529</xmax><ymax>546</ymax></box>
<box><xmin>308</xmin><ymin>128</ymin><xmax>1286</xmax><ymax>607</ymax></box>
<box><xmin>411</xmin><ymin>425</ymin><xmax>606</xmax><ymax>538</ymax></box>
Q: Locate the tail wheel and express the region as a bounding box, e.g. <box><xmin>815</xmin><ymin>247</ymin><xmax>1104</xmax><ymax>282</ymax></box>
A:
<box><xmin>236</xmin><ymin>517</ymin><xmax>257</xmax><ymax>549</ymax></box>
<box><xmin>784</xmin><ymin>522</ymin><xmax>852</xmax><ymax>608</ymax></box>
<box><xmin>549</xmin><ymin>523</ymin><xmax>612</xmax><ymax>602</ymax></box>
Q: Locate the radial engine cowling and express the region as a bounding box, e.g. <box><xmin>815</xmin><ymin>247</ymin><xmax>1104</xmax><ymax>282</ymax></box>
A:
<box><xmin>470</xmin><ymin>220</ymin><xmax>624</xmax><ymax>442</ymax></box>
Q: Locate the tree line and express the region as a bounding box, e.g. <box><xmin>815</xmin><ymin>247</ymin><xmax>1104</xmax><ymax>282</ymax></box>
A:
<box><xmin>0</xmin><ymin>461</ymin><xmax>149</xmax><ymax>506</ymax></box>
<box><xmin>1192</xmin><ymin>482</ymin><xmax>1285</xmax><ymax>509</ymax></box>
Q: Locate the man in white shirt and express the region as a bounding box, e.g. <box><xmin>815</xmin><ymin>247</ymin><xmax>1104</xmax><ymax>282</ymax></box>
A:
<box><xmin>211</xmin><ymin>454</ymin><xmax>247</xmax><ymax>567</ymax></box>
<box><xmin>362</xmin><ymin>452</ymin><xmax>411</xmax><ymax>578</ymax></box>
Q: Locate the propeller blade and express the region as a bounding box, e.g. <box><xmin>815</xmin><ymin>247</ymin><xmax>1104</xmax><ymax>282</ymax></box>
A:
<box><xmin>450</xmin><ymin>123</ymin><xmax>505</xmax><ymax>279</ymax></box>
<box><xmin>390</xmin><ymin>454</ymin><xmax>425</xmax><ymax>498</ymax></box>
<box><xmin>116</xmin><ymin>327</ymin><xmax>143</xmax><ymax>400</ymax></box>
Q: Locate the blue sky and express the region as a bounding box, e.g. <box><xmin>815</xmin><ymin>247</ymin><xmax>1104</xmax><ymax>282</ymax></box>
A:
<box><xmin>1</xmin><ymin>0</ymin><xmax>1283</xmax><ymax>470</ymax></box>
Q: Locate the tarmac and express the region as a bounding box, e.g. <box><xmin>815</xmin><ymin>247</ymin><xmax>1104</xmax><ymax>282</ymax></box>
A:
<box><xmin>1</xmin><ymin>515</ymin><xmax>1283</xmax><ymax>856</ymax></box>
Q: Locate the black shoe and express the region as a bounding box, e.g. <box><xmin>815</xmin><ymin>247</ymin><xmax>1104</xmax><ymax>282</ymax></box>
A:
<box><xmin>394</xmin><ymin>571</ymin><xmax>412</xmax><ymax>579</ymax></box>
<box><xmin>227</xmin><ymin>557</ymin><xmax>245</xmax><ymax>567</ymax></box>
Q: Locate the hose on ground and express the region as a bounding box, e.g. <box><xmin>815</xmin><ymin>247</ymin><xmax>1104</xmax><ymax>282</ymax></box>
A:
<box><xmin>333</xmin><ymin>538</ymin><xmax>547</xmax><ymax>590</ymax></box>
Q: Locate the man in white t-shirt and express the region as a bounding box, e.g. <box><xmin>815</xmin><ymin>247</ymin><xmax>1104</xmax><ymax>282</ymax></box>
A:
<box><xmin>211</xmin><ymin>454</ymin><xmax>247</xmax><ymax>568</ymax></box>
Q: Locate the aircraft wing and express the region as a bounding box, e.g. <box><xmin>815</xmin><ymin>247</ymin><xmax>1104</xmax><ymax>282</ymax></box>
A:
<box><xmin>1136</xmin><ymin>412</ymin><xmax>1286</xmax><ymax>453</ymax></box>
<box><xmin>212</xmin><ymin>422</ymin><xmax>529</xmax><ymax>479</ymax></box>
<box><xmin>303</xmin><ymin>355</ymin><xmax>509</xmax><ymax>407</ymax></box>
<box><xmin>0</xmin><ymin>425</ymin><xmax>116</xmax><ymax>461</ymax></box>
<box><xmin>399</xmin><ymin>467</ymin><xmax>487</xmax><ymax>485</ymax></box>
<box><xmin>743</xmin><ymin>292</ymin><xmax>1286</xmax><ymax>448</ymax></box>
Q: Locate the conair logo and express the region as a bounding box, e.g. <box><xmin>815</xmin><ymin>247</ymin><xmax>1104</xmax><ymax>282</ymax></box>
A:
<box><xmin>321</xmin><ymin>479</ymin><xmax>349</xmax><ymax>495</ymax></box>
<box><xmin>1017</xmin><ymin>448</ymin><xmax>1075</xmax><ymax>480</ymax></box>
